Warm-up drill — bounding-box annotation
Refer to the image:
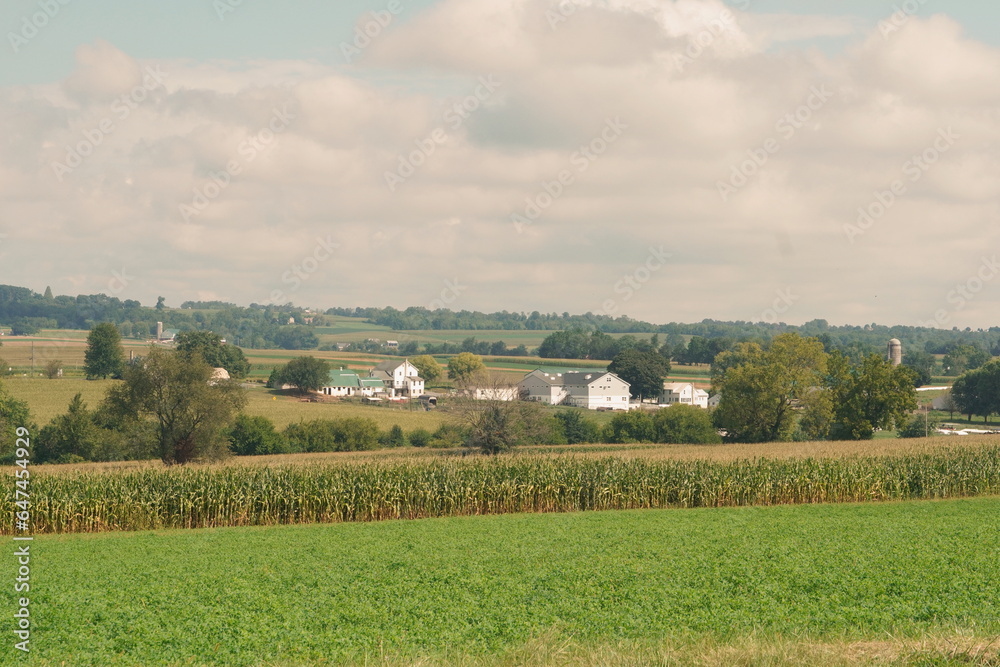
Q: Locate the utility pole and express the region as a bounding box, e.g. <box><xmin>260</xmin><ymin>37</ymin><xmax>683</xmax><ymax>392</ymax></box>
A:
<box><xmin>30</xmin><ymin>341</ymin><xmax>34</xmax><ymax>376</ymax></box>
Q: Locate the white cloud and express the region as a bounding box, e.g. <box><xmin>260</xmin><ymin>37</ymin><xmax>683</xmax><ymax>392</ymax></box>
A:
<box><xmin>2</xmin><ymin>6</ymin><xmax>1000</xmax><ymax>328</ymax></box>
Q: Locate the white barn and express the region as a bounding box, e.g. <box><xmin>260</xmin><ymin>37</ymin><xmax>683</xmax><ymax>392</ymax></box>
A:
<box><xmin>518</xmin><ymin>370</ymin><xmax>570</xmax><ymax>405</ymax></box>
<box><xmin>563</xmin><ymin>371</ymin><xmax>631</xmax><ymax>410</ymax></box>
<box><xmin>518</xmin><ymin>369</ymin><xmax>631</xmax><ymax>410</ymax></box>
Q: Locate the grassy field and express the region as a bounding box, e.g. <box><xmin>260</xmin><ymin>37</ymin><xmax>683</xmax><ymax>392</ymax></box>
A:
<box><xmin>244</xmin><ymin>386</ymin><xmax>448</xmax><ymax>430</ymax></box>
<box><xmin>3</xmin><ymin>498</ymin><xmax>998</xmax><ymax>665</ymax></box>
<box><xmin>3</xmin><ymin>377</ymin><xmax>116</xmax><ymax>424</ymax></box>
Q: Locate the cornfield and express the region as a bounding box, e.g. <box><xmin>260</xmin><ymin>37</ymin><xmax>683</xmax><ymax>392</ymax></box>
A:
<box><xmin>6</xmin><ymin>446</ymin><xmax>1000</xmax><ymax>534</ymax></box>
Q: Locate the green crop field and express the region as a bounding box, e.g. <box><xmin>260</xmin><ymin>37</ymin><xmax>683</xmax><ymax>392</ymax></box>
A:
<box><xmin>3</xmin><ymin>498</ymin><xmax>998</xmax><ymax>665</ymax></box>
<box><xmin>11</xmin><ymin>443</ymin><xmax>1000</xmax><ymax>534</ymax></box>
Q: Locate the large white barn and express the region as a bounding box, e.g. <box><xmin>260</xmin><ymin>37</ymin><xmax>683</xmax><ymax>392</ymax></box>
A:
<box><xmin>518</xmin><ymin>369</ymin><xmax>631</xmax><ymax>410</ymax></box>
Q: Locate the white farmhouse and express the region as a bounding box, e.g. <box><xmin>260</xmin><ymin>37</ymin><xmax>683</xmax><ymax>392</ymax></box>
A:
<box><xmin>369</xmin><ymin>359</ymin><xmax>425</xmax><ymax>398</ymax></box>
<box><xmin>661</xmin><ymin>382</ymin><xmax>709</xmax><ymax>408</ymax></box>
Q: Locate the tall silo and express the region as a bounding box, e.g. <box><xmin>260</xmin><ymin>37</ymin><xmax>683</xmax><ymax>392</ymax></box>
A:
<box><xmin>887</xmin><ymin>338</ymin><xmax>902</xmax><ymax>366</ymax></box>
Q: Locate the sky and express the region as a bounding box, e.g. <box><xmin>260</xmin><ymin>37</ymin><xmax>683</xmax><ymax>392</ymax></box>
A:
<box><xmin>1</xmin><ymin>0</ymin><xmax>998</xmax><ymax>329</ymax></box>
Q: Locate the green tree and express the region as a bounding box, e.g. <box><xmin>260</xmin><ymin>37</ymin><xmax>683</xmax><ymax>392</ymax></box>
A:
<box><xmin>36</xmin><ymin>394</ymin><xmax>105</xmax><ymax>463</ymax></box>
<box><xmin>942</xmin><ymin>344</ymin><xmax>991</xmax><ymax>376</ymax></box>
<box><xmin>175</xmin><ymin>331</ymin><xmax>251</xmax><ymax>378</ymax></box>
<box><xmin>951</xmin><ymin>360</ymin><xmax>1000</xmax><ymax>422</ymax></box>
<box><xmin>101</xmin><ymin>348</ymin><xmax>246</xmax><ymax>464</ymax></box>
<box><xmin>795</xmin><ymin>388</ymin><xmax>834</xmax><ymax>441</ymax></box>
<box><xmin>603</xmin><ymin>410</ymin><xmax>655</xmax><ymax>443</ymax></box>
<box><xmin>283</xmin><ymin>418</ymin><xmax>380</xmax><ymax>452</ymax></box>
<box><xmin>274</xmin><ymin>326</ymin><xmax>319</xmax><ymax>350</ymax></box>
<box><xmin>608</xmin><ymin>348</ymin><xmax>671</xmax><ymax>401</ymax></box>
<box><xmin>652</xmin><ymin>405</ymin><xmax>721</xmax><ymax>444</ymax></box>
<box><xmin>408</xmin><ymin>428</ymin><xmax>432</xmax><ymax>448</ymax></box>
<box><xmin>898</xmin><ymin>410</ymin><xmax>938</xmax><ymax>438</ymax></box>
<box><xmin>553</xmin><ymin>409</ymin><xmax>601</xmax><ymax>444</ymax></box>
<box><xmin>902</xmin><ymin>350</ymin><xmax>935</xmax><ymax>387</ymax></box>
<box><xmin>155</xmin><ymin>296</ymin><xmax>165</xmax><ymax>311</ymax></box>
<box><xmin>0</xmin><ymin>382</ymin><xmax>34</xmax><ymax>464</ymax></box>
<box><xmin>43</xmin><ymin>286</ymin><xmax>53</xmax><ymax>300</ymax></box>
<box><xmin>382</xmin><ymin>424</ymin><xmax>407</xmax><ymax>448</ymax></box>
<box><xmin>228</xmin><ymin>414</ymin><xmax>287</xmax><ymax>456</ymax></box>
<box><xmin>410</xmin><ymin>355</ymin><xmax>442</xmax><ymax>383</ymax></box>
<box><xmin>447</xmin><ymin>352</ymin><xmax>485</xmax><ymax>383</ymax></box>
<box><xmin>10</xmin><ymin>318</ymin><xmax>38</xmax><ymax>336</ymax></box>
<box><xmin>827</xmin><ymin>353</ymin><xmax>918</xmax><ymax>440</ymax></box>
<box><xmin>84</xmin><ymin>323</ymin><xmax>125</xmax><ymax>379</ymax></box>
<box><xmin>713</xmin><ymin>333</ymin><xmax>827</xmax><ymax>443</ymax></box>
<box><xmin>280</xmin><ymin>356</ymin><xmax>330</xmax><ymax>394</ymax></box>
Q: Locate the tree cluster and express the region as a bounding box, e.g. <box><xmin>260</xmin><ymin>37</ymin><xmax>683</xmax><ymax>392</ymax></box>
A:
<box><xmin>712</xmin><ymin>333</ymin><xmax>917</xmax><ymax>442</ymax></box>
<box><xmin>950</xmin><ymin>360</ymin><xmax>1000</xmax><ymax>422</ymax></box>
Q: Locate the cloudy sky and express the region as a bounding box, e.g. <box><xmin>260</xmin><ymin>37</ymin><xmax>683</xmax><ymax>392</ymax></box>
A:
<box><xmin>1</xmin><ymin>0</ymin><xmax>999</xmax><ymax>329</ymax></box>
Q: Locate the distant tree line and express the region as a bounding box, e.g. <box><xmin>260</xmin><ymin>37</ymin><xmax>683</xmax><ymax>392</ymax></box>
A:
<box><xmin>0</xmin><ymin>284</ymin><xmax>321</xmax><ymax>350</ymax></box>
<box><xmin>535</xmin><ymin>328</ymin><xmax>996</xmax><ymax>377</ymax></box>
<box><xmin>332</xmin><ymin>337</ymin><xmax>531</xmax><ymax>358</ymax></box>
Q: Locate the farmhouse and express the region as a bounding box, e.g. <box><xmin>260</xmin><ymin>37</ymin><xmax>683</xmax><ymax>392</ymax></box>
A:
<box><xmin>661</xmin><ymin>382</ymin><xmax>709</xmax><ymax>408</ymax></box>
<box><xmin>320</xmin><ymin>370</ymin><xmax>387</xmax><ymax>397</ymax></box>
<box><xmin>369</xmin><ymin>359</ymin><xmax>424</xmax><ymax>397</ymax></box>
<box><xmin>518</xmin><ymin>369</ymin><xmax>631</xmax><ymax>410</ymax></box>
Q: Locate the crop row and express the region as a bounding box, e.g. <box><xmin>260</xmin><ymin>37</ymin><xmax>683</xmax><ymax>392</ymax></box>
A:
<box><xmin>5</xmin><ymin>446</ymin><xmax>1000</xmax><ymax>533</ymax></box>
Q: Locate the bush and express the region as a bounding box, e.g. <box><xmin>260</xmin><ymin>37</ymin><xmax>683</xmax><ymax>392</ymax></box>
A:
<box><xmin>553</xmin><ymin>410</ymin><xmax>601</xmax><ymax>444</ymax></box>
<box><xmin>265</xmin><ymin>368</ymin><xmax>283</xmax><ymax>389</ymax></box>
<box><xmin>36</xmin><ymin>394</ymin><xmax>103</xmax><ymax>463</ymax></box>
<box><xmin>381</xmin><ymin>424</ymin><xmax>407</xmax><ymax>448</ymax></box>
<box><xmin>229</xmin><ymin>415</ymin><xmax>288</xmax><ymax>456</ymax></box>
<box><xmin>898</xmin><ymin>412</ymin><xmax>939</xmax><ymax>438</ymax></box>
<box><xmin>429</xmin><ymin>423</ymin><xmax>466</xmax><ymax>448</ymax></box>
<box><xmin>651</xmin><ymin>405</ymin><xmax>721</xmax><ymax>444</ymax></box>
<box><xmin>408</xmin><ymin>428</ymin><xmax>432</xmax><ymax>448</ymax></box>
<box><xmin>284</xmin><ymin>418</ymin><xmax>380</xmax><ymax>452</ymax></box>
<box><xmin>603</xmin><ymin>410</ymin><xmax>655</xmax><ymax>443</ymax></box>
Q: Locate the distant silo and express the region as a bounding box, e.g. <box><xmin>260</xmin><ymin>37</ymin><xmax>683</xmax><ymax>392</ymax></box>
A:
<box><xmin>887</xmin><ymin>338</ymin><xmax>902</xmax><ymax>366</ymax></box>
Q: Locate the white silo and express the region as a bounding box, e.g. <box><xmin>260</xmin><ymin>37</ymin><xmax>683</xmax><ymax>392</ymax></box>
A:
<box><xmin>887</xmin><ymin>339</ymin><xmax>902</xmax><ymax>366</ymax></box>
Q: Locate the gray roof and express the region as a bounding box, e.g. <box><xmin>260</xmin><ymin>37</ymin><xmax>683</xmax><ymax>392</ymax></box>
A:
<box><xmin>372</xmin><ymin>359</ymin><xmax>408</xmax><ymax>373</ymax></box>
